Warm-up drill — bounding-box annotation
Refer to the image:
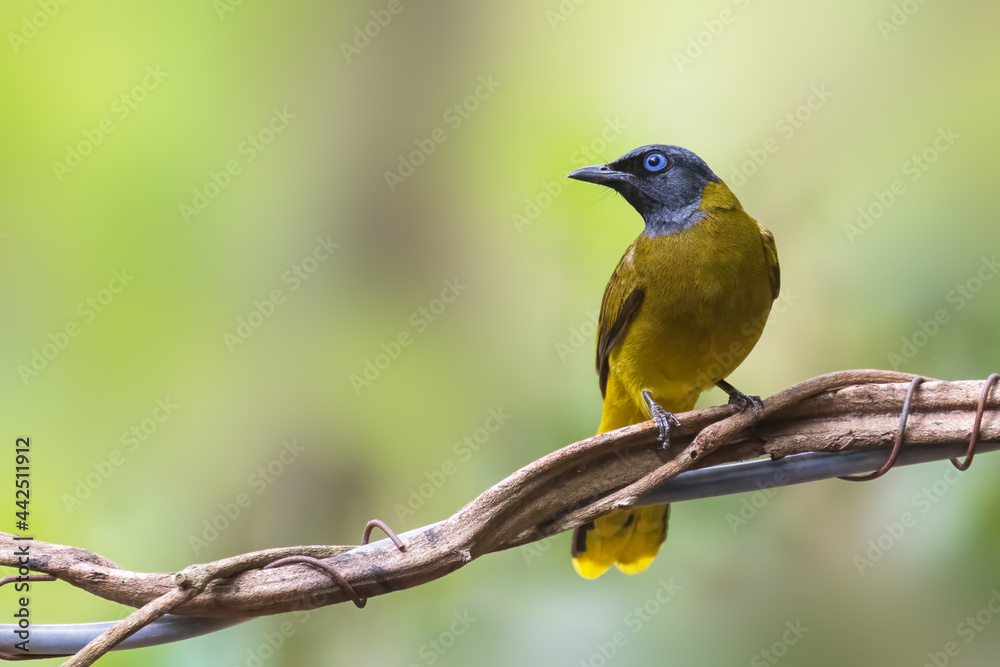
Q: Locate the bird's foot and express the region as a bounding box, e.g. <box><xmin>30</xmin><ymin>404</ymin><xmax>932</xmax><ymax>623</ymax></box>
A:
<box><xmin>642</xmin><ymin>390</ymin><xmax>680</xmax><ymax>449</ymax></box>
<box><xmin>716</xmin><ymin>379</ymin><xmax>763</xmax><ymax>426</ymax></box>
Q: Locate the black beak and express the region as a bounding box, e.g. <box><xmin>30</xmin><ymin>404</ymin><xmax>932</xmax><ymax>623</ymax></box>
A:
<box><xmin>567</xmin><ymin>164</ymin><xmax>627</xmax><ymax>186</ymax></box>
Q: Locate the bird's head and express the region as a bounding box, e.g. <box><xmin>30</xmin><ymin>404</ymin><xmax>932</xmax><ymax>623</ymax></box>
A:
<box><xmin>568</xmin><ymin>144</ymin><xmax>721</xmax><ymax>236</ymax></box>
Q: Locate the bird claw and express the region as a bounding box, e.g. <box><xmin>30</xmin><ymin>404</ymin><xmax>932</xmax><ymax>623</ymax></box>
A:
<box><xmin>716</xmin><ymin>380</ymin><xmax>762</xmax><ymax>426</ymax></box>
<box><xmin>729</xmin><ymin>391</ymin><xmax>763</xmax><ymax>421</ymax></box>
<box><xmin>642</xmin><ymin>390</ymin><xmax>680</xmax><ymax>449</ymax></box>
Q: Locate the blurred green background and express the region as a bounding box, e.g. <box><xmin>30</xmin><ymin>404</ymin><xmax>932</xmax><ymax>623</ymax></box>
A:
<box><xmin>3</xmin><ymin>0</ymin><xmax>1000</xmax><ymax>664</ymax></box>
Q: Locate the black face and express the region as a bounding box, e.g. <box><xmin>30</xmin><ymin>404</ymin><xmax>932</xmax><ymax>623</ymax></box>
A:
<box><xmin>568</xmin><ymin>144</ymin><xmax>720</xmax><ymax>234</ymax></box>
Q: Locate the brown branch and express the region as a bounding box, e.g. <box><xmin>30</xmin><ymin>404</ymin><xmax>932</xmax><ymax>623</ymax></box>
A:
<box><xmin>1</xmin><ymin>371</ymin><xmax>997</xmax><ymax>646</ymax></box>
<box><xmin>62</xmin><ymin>586</ymin><xmax>201</xmax><ymax>667</ymax></box>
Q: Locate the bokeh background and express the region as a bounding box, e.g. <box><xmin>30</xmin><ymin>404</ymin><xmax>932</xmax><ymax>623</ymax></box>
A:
<box><xmin>3</xmin><ymin>0</ymin><xmax>1000</xmax><ymax>664</ymax></box>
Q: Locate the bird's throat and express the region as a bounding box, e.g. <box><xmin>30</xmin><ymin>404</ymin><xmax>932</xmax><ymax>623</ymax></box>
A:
<box><xmin>642</xmin><ymin>204</ymin><xmax>706</xmax><ymax>238</ymax></box>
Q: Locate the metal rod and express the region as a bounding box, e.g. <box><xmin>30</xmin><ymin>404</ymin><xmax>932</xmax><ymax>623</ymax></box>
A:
<box><xmin>637</xmin><ymin>440</ymin><xmax>1000</xmax><ymax>506</ymax></box>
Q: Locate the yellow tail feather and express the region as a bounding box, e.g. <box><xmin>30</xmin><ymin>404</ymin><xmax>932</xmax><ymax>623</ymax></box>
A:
<box><xmin>571</xmin><ymin>505</ymin><xmax>669</xmax><ymax>579</ymax></box>
<box><xmin>571</xmin><ymin>377</ymin><xmax>686</xmax><ymax>578</ymax></box>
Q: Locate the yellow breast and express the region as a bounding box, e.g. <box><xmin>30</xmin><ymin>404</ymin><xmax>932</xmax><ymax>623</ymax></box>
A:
<box><xmin>604</xmin><ymin>182</ymin><xmax>775</xmax><ymax>418</ymax></box>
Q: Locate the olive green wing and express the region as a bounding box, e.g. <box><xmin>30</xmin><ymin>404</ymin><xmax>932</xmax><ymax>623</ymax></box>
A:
<box><xmin>760</xmin><ymin>226</ymin><xmax>780</xmax><ymax>301</ymax></box>
<box><xmin>596</xmin><ymin>254</ymin><xmax>644</xmax><ymax>398</ymax></box>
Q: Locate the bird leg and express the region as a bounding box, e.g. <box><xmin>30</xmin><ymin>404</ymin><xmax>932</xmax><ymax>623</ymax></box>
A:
<box><xmin>715</xmin><ymin>379</ymin><xmax>763</xmax><ymax>426</ymax></box>
<box><xmin>642</xmin><ymin>390</ymin><xmax>681</xmax><ymax>449</ymax></box>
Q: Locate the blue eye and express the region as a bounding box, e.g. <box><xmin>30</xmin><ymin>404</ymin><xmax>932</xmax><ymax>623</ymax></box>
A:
<box><xmin>644</xmin><ymin>152</ymin><xmax>667</xmax><ymax>172</ymax></box>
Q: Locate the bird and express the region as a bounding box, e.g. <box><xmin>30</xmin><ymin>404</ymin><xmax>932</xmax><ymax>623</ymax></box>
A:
<box><xmin>566</xmin><ymin>144</ymin><xmax>780</xmax><ymax>579</ymax></box>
